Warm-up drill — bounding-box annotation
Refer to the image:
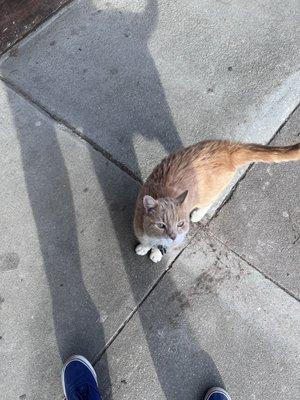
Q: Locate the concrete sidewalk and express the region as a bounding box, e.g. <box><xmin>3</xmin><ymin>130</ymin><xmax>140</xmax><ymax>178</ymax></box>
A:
<box><xmin>0</xmin><ymin>1</ymin><xmax>299</xmax><ymax>399</ymax></box>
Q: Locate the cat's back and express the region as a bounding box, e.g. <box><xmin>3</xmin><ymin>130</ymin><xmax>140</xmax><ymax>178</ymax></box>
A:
<box><xmin>142</xmin><ymin>140</ymin><xmax>236</xmax><ymax>196</ymax></box>
<box><xmin>142</xmin><ymin>142</ymin><xmax>209</xmax><ymax>198</ymax></box>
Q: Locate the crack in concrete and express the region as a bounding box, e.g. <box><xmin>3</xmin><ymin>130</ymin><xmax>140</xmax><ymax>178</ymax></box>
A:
<box><xmin>91</xmin><ymin>226</ymin><xmax>201</xmax><ymax>366</ymax></box>
<box><xmin>0</xmin><ymin>75</ymin><xmax>142</xmax><ymax>184</ymax></box>
<box><xmin>207</xmin><ymin>228</ymin><xmax>300</xmax><ymax>303</ymax></box>
<box><xmin>266</xmin><ymin>102</ymin><xmax>300</xmax><ymax>144</ymax></box>
<box><xmin>206</xmin><ymin>101</ymin><xmax>300</xmax><ymax>225</ymax></box>
<box><xmin>0</xmin><ymin>71</ymin><xmax>299</xmax><ymax>369</ymax></box>
<box><xmin>289</xmin><ymin>222</ymin><xmax>300</xmax><ymax>245</ymax></box>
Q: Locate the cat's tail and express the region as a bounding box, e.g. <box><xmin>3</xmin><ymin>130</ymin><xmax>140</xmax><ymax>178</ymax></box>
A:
<box><xmin>232</xmin><ymin>142</ymin><xmax>300</xmax><ymax>166</ymax></box>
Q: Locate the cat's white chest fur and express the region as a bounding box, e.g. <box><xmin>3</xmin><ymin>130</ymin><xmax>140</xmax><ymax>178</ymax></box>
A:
<box><xmin>135</xmin><ymin>233</ymin><xmax>186</xmax><ymax>263</ymax></box>
<box><xmin>145</xmin><ymin>233</ymin><xmax>186</xmax><ymax>248</ymax></box>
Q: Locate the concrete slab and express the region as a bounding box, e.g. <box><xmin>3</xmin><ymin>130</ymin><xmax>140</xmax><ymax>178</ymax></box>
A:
<box><xmin>0</xmin><ymin>81</ymin><xmax>187</xmax><ymax>400</ymax></box>
<box><xmin>95</xmin><ymin>229</ymin><xmax>300</xmax><ymax>400</ymax></box>
<box><xmin>209</xmin><ymin>107</ymin><xmax>300</xmax><ymax>299</ymax></box>
<box><xmin>1</xmin><ymin>0</ymin><xmax>300</xmax><ymax>179</ymax></box>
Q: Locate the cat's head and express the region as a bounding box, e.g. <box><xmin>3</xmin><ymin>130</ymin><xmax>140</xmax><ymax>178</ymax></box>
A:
<box><xmin>142</xmin><ymin>190</ymin><xmax>190</xmax><ymax>244</ymax></box>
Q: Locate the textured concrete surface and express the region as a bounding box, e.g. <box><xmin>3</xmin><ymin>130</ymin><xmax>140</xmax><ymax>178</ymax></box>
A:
<box><xmin>209</xmin><ymin>107</ymin><xmax>300</xmax><ymax>298</ymax></box>
<box><xmin>1</xmin><ymin>0</ymin><xmax>300</xmax><ymax>179</ymax></box>
<box><xmin>0</xmin><ymin>0</ymin><xmax>299</xmax><ymax>399</ymax></box>
<box><xmin>0</xmin><ymin>81</ymin><xmax>187</xmax><ymax>399</ymax></box>
<box><xmin>94</xmin><ymin>229</ymin><xmax>300</xmax><ymax>400</ymax></box>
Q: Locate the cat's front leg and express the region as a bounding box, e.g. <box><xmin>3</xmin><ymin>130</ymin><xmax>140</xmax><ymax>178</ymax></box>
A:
<box><xmin>135</xmin><ymin>243</ymin><xmax>151</xmax><ymax>256</ymax></box>
<box><xmin>190</xmin><ymin>206</ymin><xmax>210</xmax><ymax>223</ymax></box>
<box><xmin>149</xmin><ymin>247</ymin><xmax>163</xmax><ymax>263</ymax></box>
<box><xmin>135</xmin><ymin>243</ymin><xmax>163</xmax><ymax>263</ymax></box>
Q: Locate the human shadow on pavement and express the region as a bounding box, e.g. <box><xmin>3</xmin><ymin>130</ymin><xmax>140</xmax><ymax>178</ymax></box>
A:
<box><xmin>7</xmin><ymin>96</ymin><xmax>111</xmax><ymax>396</ymax></box>
<box><xmin>82</xmin><ymin>1</ymin><xmax>224</xmax><ymax>398</ymax></box>
<box><xmin>5</xmin><ymin>0</ymin><xmax>224</xmax><ymax>398</ymax></box>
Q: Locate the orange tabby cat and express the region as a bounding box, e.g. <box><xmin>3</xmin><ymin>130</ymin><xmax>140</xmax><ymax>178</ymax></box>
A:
<box><xmin>134</xmin><ymin>140</ymin><xmax>300</xmax><ymax>262</ymax></box>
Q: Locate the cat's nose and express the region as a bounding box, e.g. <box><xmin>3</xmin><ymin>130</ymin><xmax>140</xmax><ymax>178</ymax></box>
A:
<box><xmin>169</xmin><ymin>233</ymin><xmax>177</xmax><ymax>241</ymax></box>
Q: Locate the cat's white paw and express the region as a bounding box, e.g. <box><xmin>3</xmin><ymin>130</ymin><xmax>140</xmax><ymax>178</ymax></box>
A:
<box><xmin>135</xmin><ymin>244</ymin><xmax>151</xmax><ymax>256</ymax></box>
<box><xmin>150</xmin><ymin>248</ymin><xmax>163</xmax><ymax>263</ymax></box>
<box><xmin>190</xmin><ymin>207</ymin><xmax>210</xmax><ymax>223</ymax></box>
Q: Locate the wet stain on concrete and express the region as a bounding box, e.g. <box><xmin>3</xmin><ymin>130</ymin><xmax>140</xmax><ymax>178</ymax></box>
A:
<box><xmin>169</xmin><ymin>290</ymin><xmax>191</xmax><ymax>310</ymax></box>
<box><xmin>0</xmin><ymin>252</ymin><xmax>20</xmax><ymax>272</ymax></box>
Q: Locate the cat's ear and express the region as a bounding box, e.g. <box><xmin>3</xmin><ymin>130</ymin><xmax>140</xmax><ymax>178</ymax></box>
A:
<box><xmin>175</xmin><ymin>190</ymin><xmax>188</xmax><ymax>205</ymax></box>
<box><xmin>143</xmin><ymin>195</ymin><xmax>158</xmax><ymax>212</ymax></box>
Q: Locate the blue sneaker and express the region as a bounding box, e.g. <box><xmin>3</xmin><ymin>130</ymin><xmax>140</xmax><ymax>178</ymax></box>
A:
<box><xmin>204</xmin><ymin>387</ymin><xmax>231</xmax><ymax>400</ymax></box>
<box><xmin>61</xmin><ymin>355</ymin><xmax>102</xmax><ymax>400</ymax></box>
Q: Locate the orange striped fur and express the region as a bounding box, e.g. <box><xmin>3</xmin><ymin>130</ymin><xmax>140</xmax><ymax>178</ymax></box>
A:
<box><xmin>134</xmin><ymin>140</ymin><xmax>300</xmax><ymax>262</ymax></box>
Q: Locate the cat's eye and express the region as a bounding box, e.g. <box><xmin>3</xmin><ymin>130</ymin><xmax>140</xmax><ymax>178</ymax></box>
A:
<box><xmin>156</xmin><ymin>222</ymin><xmax>165</xmax><ymax>229</ymax></box>
<box><xmin>177</xmin><ymin>220</ymin><xmax>185</xmax><ymax>227</ymax></box>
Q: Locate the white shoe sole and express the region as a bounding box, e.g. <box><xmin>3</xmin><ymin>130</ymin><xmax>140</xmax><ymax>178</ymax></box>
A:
<box><xmin>61</xmin><ymin>355</ymin><xmax>98</xmax><ymax>398</ymax></box>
